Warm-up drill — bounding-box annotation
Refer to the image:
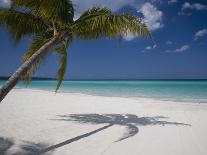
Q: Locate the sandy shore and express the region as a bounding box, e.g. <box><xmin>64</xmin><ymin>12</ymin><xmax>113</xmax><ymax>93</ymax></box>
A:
<box><xmin>0</xmin><ymin>88</ymin><xmax>207</xmax><ymax>155</ymax></box>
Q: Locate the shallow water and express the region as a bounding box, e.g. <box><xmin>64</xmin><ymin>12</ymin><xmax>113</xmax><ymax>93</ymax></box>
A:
<box><xmin>1</xmin><ymin>80</ymin><xmax>207</xmax><ymax>103</ymax></box>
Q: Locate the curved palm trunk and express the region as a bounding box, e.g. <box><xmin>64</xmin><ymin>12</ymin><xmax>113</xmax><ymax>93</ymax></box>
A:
<box><xmin>0</xmin><ymin>37</ymin><xmax>59</xmax><ymax>103</ymax></box>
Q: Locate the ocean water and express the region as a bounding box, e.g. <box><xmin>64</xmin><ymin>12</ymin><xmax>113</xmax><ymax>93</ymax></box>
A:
<box><xmin>1</xmin><ymin>80</ymin><xmax>207</xmax><ymax>103</ymax></box>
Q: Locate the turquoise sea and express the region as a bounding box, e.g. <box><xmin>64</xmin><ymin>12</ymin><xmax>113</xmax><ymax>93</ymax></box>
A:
<box><xmin>1</xmin><ymin>80</ymin><xmax>207</xmax><ymax>103</ymax></box>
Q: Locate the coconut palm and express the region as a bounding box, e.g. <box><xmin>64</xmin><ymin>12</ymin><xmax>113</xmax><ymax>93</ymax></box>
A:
<box><xmin>0</xmin><ymin>0</ymin><xmax>150</xmax><ymax>102</ymax></box>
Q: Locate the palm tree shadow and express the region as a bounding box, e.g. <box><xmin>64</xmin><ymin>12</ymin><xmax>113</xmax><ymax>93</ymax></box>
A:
<box><xmin>0</xmin><ymin>137</ymin><xmax>51</xmax><ymax>155</ymax></box>
<box><xmin>19</xmin><ymin>142</ymin><xmax>52</xmax><ymax>155</ymax></box>
<box><xmin>0</xmin><ymin>137</ymin><xmax>14</xmax><ymax>155</ymax></box>
<box><xmin>57</xmin><ymin>114</ymin><xmax>190</xmax><ymax>142</ymax></box>
<box><xmin>41</xmin><ymin>114</ymin><xmax>190</xmax><ymax>153</ymax></box>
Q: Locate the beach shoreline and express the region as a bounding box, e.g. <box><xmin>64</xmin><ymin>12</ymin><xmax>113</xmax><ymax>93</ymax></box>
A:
<box><xmin>1</xmin><ymin>88</ymin><xmax>207</xmax><ymax>155</ymax></box>
<box><xmin>12</xmin><ymin>87</ymin><xmax>207</xmax><ymax>105</ymax></box>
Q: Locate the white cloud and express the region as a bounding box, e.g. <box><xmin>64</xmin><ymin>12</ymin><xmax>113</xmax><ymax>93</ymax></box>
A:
<box><xmin>72</xmin><ymin>1</ymin><xmax>164</xmax><ymax>32</ymax></box>
<box><xmin>147</xmin><ymin>44</ymin><xmax>157</xmax><ymax>49</ymax></box>
<box><xmin>175</xmin><ymin>45</ymin><xmax>190</xmax><ymax>52</ymax></box>
<box><xmin>182</xmin><ymin>2</ymin><xmax>207</xmax><ymax>11</ymax></box>
<box><xmin>179</xmin><ymin>2</ymin><xmax>207</xmax><ymax>16</ymax></box>
<box><xmin>123</xmin><ymin>33</ymin><xmax>137</xmax><ymax>41</ymax></box>
<box><xmin>142</xmin><ymin>44</ymin><xmax>157</xmax><ymax>52</ymax></box>
<box><xmin>71</xmin><ymin>1</ymin><xmax>164</xmax><ymax>41</ymax></box>
<box><xmin>166</xmin><ymin>41</ymin><xmax>173</xmax><ymax>45</ymax></box>
<box><xmin>123</xmin><ymin>2</ymin><xmax>164</xmax><ymax>41</ymax></box>
<box><xmin>72</xmin><ymin>0</ymin><xmax>161</xmax><ymax>17</ymax></box>
<box><xmin>165</xmin><ymin>45</ymin><xmax>190</xmax><ymax>53</ymax></box>
<box><xmin>194</xmin><ymin>29</ymin><xmax>207</xmax><ymax>40</ymax></box>
<box><xmin>168</xmin><ymin>0</ymin><xmax>177</xmax><ymax>5</ymax></box>
<box><xmin>139</xmin><ymin>3</ymin><xmax>164</xmax><ymax>31</ymax></box>
<box><xmin>146</xmin><ymin>46</ymin><xmax>152</xmax><ymax>50</ymax></box>
<box><xmin>73</xmin><ymin>1</ymin><xmax>164</xmax><ymax>41</ymax></box>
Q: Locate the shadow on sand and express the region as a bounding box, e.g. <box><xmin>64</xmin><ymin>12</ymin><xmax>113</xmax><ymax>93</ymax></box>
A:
<box><xmin>56</xmin><ymin>114</ymin><xmax>190</xmax><ymax>142</ymax></box>
<box><xmin>0</xmin><ymin>137</ymin><xmax>51</xmax><ymax>155</ymax></box>
<box><xmin>1</xmin><ymin>114</ymin><xmax>190</xmax><ymax>154</ymax></box>
<box><xmin>0</xmin><ymin>137</ymin><xmax>14</xmax><ymax>155</ymax></box>
<box><xmin>41</xmin><ymin>114</ymin><xmax>190</xmax><ymax>153</ymax></box>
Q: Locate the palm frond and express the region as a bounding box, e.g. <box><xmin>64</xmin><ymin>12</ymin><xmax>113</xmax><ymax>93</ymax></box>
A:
<box><xmin>12</xmin><ymin>0</ymin><xmax>74</xmax><ymax>25</ymax></box>
<box><xmin>23</xmin><ymin>37</ymin><xmax>51</xmax><ymax>85</ymax></box>
<box><xmin>54</xmin><ymin>36</ymin><xmax>72</xmax><ymax>92</ymax></box>
<box><xmin>75</xmin><ymin>7</ymin><xmax>112</xmax><ymax>22</ymax></box>
<box><xmin>0</xmin><ymin>7</ymin><xmax>47</xmax><ymax>43</ymax></box>
<box><xmin>73</xmin><ymin>7</ymin><xmax>150</xmax><ymax>39</ymax></box>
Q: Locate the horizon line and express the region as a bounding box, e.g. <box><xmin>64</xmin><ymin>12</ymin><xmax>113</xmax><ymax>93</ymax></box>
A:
<box><xmin>0</xmin><ymin>76</ymin><xmax>207</xmax><ymax>81</ymax></box>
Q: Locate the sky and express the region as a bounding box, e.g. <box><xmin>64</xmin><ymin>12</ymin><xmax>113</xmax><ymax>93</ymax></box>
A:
<box><xmin>0</xmin><ymin>0</ymin><xmax>207</xmax><ymax>79</ymax></box>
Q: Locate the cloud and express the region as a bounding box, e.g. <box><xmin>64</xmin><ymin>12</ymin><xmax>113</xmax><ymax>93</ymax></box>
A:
<box><xmin>175</xmin><ymin>45</ymin><xmax>190</xmax><ymax>52</ymax></box>
<box><xmin>179</xmin><ymin>2</ymin><xmax>207</xmax><ymax>16</ymax></box>
<box><xmin>72</xmin><ymin>1</ymin><xmax>164</xmax><ymax>32</ymax></box>
<box><xmin>146</xmin><ymin>44</ymin><xmax>157</xmax><ymax>50</ymax></box>
<box><xmin>72</xmin><ymin>1</ymin><xmax>164</xmax><ymax>41</ymax></box>
<box><xmin>91</xmin><ymin>1</ymin><xmax>164</xmax><ymax>41</ymax></box>
<box><xmin>168</xmin><ymin>0</ymin><xmax>177</xmax><ymax>5</ymax></box>
<box><xmin>146</xmin><ymin>46</ymin><xmax>152</xmax><ymax>50</ymax></box>
<box><xmin>141</xmin><ymin>44</ymin><xmax>157</xmax><ymax>52</ymax></box>
<box><xmin>123</xmin><ymin>33</ymin><xmax>137</xmax><ymax>41</ymax></box>
<box><xmin>165</xmin><ymin>45</ymin><xmax>190</xmax><ymax>53</ymax></box>
<box><xmin>123</xmin><ymin>2</ymin><xmax>164</xmax><ymax>41</ymax></box>
<box><xmin>194</xmin><ymin>29</ymin><xmax>207</xmax><ymax>40</ymax></box>
<box><xmin>72</xmin><ymin>0</ymin><xmax>161</xmax><ymax>17</ymax></box>
<box><xmin>139</xmin><ymin>2</ymin><xmax>164</xmax><ymax>31</ymax></box>
<box><xmin>166</xmin><ymin>40</ymin><xmax>173</xmax><ymax>45</ymax></box>
<box><xmin>182</xmin><ymin>2</ymin><xmax>207</xmax><ymax>11</ymax></box>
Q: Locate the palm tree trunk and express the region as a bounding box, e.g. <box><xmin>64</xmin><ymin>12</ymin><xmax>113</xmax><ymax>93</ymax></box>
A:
<box><xmin>0</xmin><ymin>37</ymin><xmax>59</xmax><ymax>103</ymax></box>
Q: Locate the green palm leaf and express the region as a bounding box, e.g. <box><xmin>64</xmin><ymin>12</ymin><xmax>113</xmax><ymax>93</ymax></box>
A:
<box><xmin>23</xmin><ymin>37</ymin><xmax>51</xmax><ymax>85</ymax></box>
<box><xmin>55</xmin><ymin>46</ymin><xmax>67</xmax><ymax>92</ymax></box>
<box><xmin>73</xmin><ymin>7</ymin><xmax>150</xmax><ymax>39</ymax></box>
<box><xmin>0</xmin><ymin>7</ymin><xmax>48</xmax><ymax>43</ymax></box>
<box><xmin>55</xmin><ymin>36</ymin><xmax>72</xmax><ymax>92</ymax></box>
<box><xmin>12</xmin><ymin>0</ymin><xmax>74</xmax><ymax>25</ymax></box>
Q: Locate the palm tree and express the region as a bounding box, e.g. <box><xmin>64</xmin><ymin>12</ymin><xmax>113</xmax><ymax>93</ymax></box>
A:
<box><xmin>0</xmin><ymin>0</ymin><xmax>150</xmax><ymax>103</ymax></box>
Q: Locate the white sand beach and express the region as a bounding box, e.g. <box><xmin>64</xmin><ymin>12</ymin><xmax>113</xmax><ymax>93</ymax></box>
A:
<box><xmin>0</xmin><ymin>88</ymin><xmax>207</xmax><ymax>155</ymax></box>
